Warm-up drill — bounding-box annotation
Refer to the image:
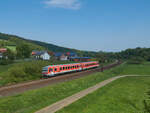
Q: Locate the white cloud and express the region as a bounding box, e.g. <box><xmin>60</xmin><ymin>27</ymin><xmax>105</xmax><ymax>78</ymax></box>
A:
<box><xmin>44</xmin><ymin>0</ymin><xmax>81</xmax><ymax>10</ymax></box>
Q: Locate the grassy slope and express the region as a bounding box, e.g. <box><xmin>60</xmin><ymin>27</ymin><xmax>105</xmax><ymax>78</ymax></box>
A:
<box><xmin>0</xmin><ymin>63</ymin><xmax>150</xmax><ymax>113</ymax></box>
<box><xmin>0</xmin><ymin>32</ymin><xmax>75</xmax><ymax>53</ymax></box>
<box><xmin>5</xmin><ymin>46</ymin><xmax>16</xmax><ymax>52</ymax></box>
<box><xmin>57</xmin><ymin>77</ymin><xmax>150</xmax><ymax>113</ymax></box>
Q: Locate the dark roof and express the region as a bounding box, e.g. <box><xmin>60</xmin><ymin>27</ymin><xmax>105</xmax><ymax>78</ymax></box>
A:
<box><xmin>54</xmin><ymin>52</ymin><xmax>63</xmax><ymax>57</ymax></box>
<box><xmin>71</xmin><ymin>57</ymin><xmax>91</xmax><ymax>59</ymax></box>
<box><xmin>33</xmin><ymin>51</ymin><xmax>48</xmax><ymax>56</ymax></box>
<box><xmin>69</xmin><ymin>52</ymin><xmax>77</xmax><ymax>57</ymax></box>
<box><xmin>54</xmin><ymin>52</ymin><xmax>77</xmax><ymax>57</ymax></box>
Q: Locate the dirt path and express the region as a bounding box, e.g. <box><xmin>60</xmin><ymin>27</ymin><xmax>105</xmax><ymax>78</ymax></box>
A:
<box><xmin>0</xmin><ymin>62</ymin><xmax>121</xmax><ymax>97</ymax></box>
<box><xmin>35</xmin><ymin>75</ymin><xmax>144</xmax><ymax>113</ymax></box>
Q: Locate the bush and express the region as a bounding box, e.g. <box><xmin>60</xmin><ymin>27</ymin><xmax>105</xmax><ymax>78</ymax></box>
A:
<box><xmin>6</xmin><ymin>66</ymin><xmax>26</xmax><ymax>83</ymax></box>
<box><xmin>3</xmin><ymin>61</ymin><xmax>50</xmax><ymax>85</ymax></box>
<box><xmin>127</xmin><ymin>57</ymin><xmax>145</xmax><ymax>64</ymax></box>
<box><xmin>0</xmin><ymin>59</ymin><xmax>13</xmax><ymax>65</ymax></box>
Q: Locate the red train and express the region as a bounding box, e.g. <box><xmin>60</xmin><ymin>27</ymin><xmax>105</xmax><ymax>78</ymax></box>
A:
<box><xmin>42</xmin><ymin>61</ymin><xmax>99</xmax><ymax>77</ymax></box>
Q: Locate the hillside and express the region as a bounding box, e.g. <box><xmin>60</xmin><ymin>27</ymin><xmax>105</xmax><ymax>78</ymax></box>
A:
<box><xmin>0</xmin><ymin>32</ymin><xmax>78</xmax><ymax>53</ymax></box>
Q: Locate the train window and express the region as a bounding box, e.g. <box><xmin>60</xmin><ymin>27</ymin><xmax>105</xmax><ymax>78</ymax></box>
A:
<box><xmin>49</xmin><ymin>68</ymin><xmax>53</xmax><ymax>72</ymax></box>
<box><xmin>55</xmin><ymin>68</ymin><xmax>57</xmax><ymax>71</ymax></box>
<box><xmin>60</xmin><ymin>67</ymin><xmax>62</xmax><ymax>70</ymax></box>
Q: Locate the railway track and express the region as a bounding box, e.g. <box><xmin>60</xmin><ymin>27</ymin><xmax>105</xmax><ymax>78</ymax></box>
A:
<box><xmin>0</xmin><ymin>61</ymin><xmax>122</xmax><ymax>97</ymax></box>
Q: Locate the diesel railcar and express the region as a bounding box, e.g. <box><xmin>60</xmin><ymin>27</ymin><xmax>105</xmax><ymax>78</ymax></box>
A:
<box><xmin>42</xmin><ymin>61</ymin><xmax>99</xmax><ymax>77</ymax></box>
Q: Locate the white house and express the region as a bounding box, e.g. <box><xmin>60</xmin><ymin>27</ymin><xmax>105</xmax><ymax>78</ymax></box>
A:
<box><xmin>32</xmin><ymin>51</ymin><xmax>51</xmax><ymax>60</ymax></box>
<box><xmin>60</xmin><ymin>54</ymin><xmax>68</xmax><ymax>61</ymax></box>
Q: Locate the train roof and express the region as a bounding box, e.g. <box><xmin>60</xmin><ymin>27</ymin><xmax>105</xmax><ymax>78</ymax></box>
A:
<box><xmin>43</xmin><ymin>61</ymin><xmax>98</xmax><ymax>69</ymax></box>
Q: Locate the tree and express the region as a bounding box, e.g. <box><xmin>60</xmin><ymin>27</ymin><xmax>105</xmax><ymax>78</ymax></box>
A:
<box><xmin>16</xmin><ymin>44</ymin><xmax>32</xmax><ymax>58</ymax></box>
<box><xmin>3</xmin><ymin>48</ymin><xmax>15</xmax><ymax>60</ymax></box>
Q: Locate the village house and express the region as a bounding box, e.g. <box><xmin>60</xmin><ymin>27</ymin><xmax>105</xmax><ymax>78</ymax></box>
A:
<box><xmin>60</xmin><ymin>53</ymin><xmax>68</xmax><ymax>61</ymax></box>
<box><xmin>0</xmin><ymin>48</ymin><xmax>7</xmax><ymax>53</ymax></box>
<box><xmin>32</xmin><ymin>51</ymin><xmax>51</xmax><ymax>60</ymax></box>
<box><xmin>54</xmin><ymin>52</ymin><xmax>78</xmax><ymax>61</ymax></box>
<box><xmin>0</xmin><ymin>48</ymin><xmax>7</xmax><ymax>59</ymax></box>
<box><xmin>66</xmin><ymin>52</ymin><xmax>78</xmax><ymax>60</ymax></box>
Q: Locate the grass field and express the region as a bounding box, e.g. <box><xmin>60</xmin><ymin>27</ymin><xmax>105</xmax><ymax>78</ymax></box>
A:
<box><xmin>0</xmin><ymin>64</ymin><xmax>12</xmax><ymax>75</ymax></box>
<box><xmin>5</xmin><ymin>46</ymin><xmax>16</xmax><ymax>52</ymax></box>
<box><xmin>57</xmin><ymin>76</ymin><xmax>150</xmax><ymax>113</ymax></box>
<box><xmin>0</xmin><ymin>62</ymin><xmax>150</xmax><ymax>113</ymax></box>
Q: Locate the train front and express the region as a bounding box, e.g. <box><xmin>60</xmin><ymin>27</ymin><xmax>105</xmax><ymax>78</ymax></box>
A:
<box><xmin>42</xmin><ymin>66</ymin><xmax>50</xmax><ymax>77</ymax></box>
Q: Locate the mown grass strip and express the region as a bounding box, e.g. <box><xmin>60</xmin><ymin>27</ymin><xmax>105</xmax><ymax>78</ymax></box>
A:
<box><xmin>56</xmin><ymin>76</ymin><xmax>150</xmax><ymax>113</ymax></box>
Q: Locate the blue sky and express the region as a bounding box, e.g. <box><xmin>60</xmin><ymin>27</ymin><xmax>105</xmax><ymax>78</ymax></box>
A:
<box><xmin>0</xmin><ymin>0</ymin><xmax>150</xmax><ymax>52</ymax></box>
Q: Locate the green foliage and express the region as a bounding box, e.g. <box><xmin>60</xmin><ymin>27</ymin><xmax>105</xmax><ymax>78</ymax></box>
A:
<box><xmin>127</xmin><ymin>57</ymin><xmax>145</xmax><ymax>64</ymax></box>
<box><xmin>0</xmin><ymin>60</ymin><xmax>79</xmax><ymax>86</ymax></box>
<box><xmin>4</xmin><ymin>48</ymin><xmax>15</xmax><ymax>60</ymax></box>
<box><xmin>0</xmin><ymin>59</ymin><xmax>13</xmax><ymax>65</ymax></box>
<box><xmin>5</xmin><ymin>46</ymin><xmax>16</xmax><ymax>52</ymax></box>
<box><xmin>0</xmin><ymin>61</ymin><xmax>49</xmax><ymax>85</ymax></box>
<box><xmin>117</xmin><ymin>47</ymin><xmax>150</xmax><ymax>61</ymax></box>
<box><xmin>16</xmin><ymin>44</ymin><xmax>32</xmax><ymax>58</ymax></box>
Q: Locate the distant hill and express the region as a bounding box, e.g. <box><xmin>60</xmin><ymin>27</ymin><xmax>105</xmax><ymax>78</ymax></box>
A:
<box><xmin>0</xmin><ymin>32</ymin><xmax>97</xmax><ymax>57</ymax></box>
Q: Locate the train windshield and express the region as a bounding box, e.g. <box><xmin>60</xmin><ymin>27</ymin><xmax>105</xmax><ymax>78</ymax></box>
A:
<box><xmin>42</xmin><ymin>68</ymin><xmax>48</xmax><ymax>72</ymax></box>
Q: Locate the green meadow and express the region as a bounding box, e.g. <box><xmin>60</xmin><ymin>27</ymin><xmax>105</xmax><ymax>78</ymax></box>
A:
<box><xmin>57</xmin><ymin>76</ymin><xmax>150</xmax><ymax>113</ymax></box>
<box><xmin>0</xmin><ymin>62</ymin><xmax>150</xmax><ymax>113</ymax></box>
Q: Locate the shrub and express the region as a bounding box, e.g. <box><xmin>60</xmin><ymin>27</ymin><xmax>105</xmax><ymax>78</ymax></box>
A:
<box><xmin>0</xmin><ymin>59</ymin><xmax>13</xmax><ymax>65</ymax></box>
<box><xmin>127</xmin><ymin>57</ymin><xmax>145</xmax><ymax>64</ymax></box>
<box><xmin>2</xmin><ymin>61</ymin><xmax>50</xmax><ymax>85</ymax></box>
